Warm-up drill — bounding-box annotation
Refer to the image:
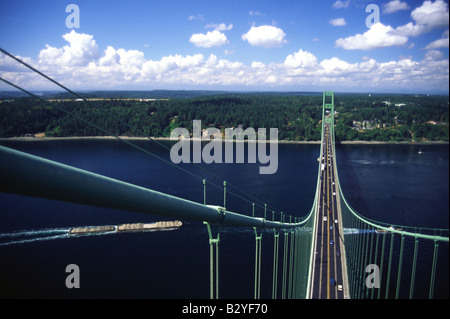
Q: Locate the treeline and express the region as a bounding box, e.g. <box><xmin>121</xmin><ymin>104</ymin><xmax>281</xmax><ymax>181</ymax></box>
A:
<box><xmin>0</xmin><ymin>93</ymin><xmax>448</xmax><ymax>142</ymax></box>
<box><xmin>334</xmin><ymin>94</ymin><xmax>449</xmax><ymax>141</ymax></box>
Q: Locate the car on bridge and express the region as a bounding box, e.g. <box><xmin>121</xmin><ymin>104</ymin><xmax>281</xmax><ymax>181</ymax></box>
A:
<box><xmin>330</xmin><ymin>240</ymin><xmax>334</xmax><ymax>245</ymax></box>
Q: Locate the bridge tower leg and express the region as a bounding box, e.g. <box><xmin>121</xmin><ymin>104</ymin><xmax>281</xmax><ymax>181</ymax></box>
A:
<box><xmin>204</xmin><ymin>222</ymin><xmax>222</xmax><ymax>299</ymax></box>
<box><xmin>322</xmin><ymin>91</ymin><xmax>334</xmax><ymax>132</ymax></box>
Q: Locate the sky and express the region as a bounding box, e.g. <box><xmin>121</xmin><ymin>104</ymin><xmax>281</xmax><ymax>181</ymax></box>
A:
<box><xmin>0</xmin><ymin>0</ymin><xmax>449</xmax><ymax>94</ymax></box>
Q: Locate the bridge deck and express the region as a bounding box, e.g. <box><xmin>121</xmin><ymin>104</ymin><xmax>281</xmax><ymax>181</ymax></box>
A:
<box><xmin>310</xmin><ymin>122</ymin><xmax>348</xmax><ymax>299</ymax></box>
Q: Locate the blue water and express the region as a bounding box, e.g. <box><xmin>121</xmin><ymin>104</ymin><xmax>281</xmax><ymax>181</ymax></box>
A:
<box><xmin>0</xmin><ymin>140</ymin><xmax>448</xmax><ymax>298</ymax></box>
<box><xmin>336</xmin><ymin>143</ymin><xmax>449</xmax><ymax>229</ymax></box>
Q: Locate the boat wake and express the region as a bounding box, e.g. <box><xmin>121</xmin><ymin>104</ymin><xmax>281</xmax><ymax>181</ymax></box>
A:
<box><xmin>0</xmin><ymin>228</ymin><xmax>72</xmax><ymax>246</ymax></box>
<box><xmin>343</xmin><ymin>228</ymin><xmax>376</xmax><ymax>235</ymax></box>
<box><xmin>0</xmin><ymin>226</ymin><xmax>118</xmax><ymax>246</ymax></box>
<box><xmin>0</xmin><ymin>222</ymin><xmax>182</xmax><ymax>246</ymax></box>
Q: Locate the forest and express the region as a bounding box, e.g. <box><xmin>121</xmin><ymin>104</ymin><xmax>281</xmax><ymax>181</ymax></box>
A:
<box><xmin>0</xmin><ymin>92</ymin><xmax>448</xmax><ymax>142</ymax></box>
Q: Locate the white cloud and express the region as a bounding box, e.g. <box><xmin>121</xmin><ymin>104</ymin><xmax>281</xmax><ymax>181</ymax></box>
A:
<box><xmin>329</xmin><ymin>18</ymin><xmax>347</xmax><ymax>26</ymax></box>
<box><xmin>332</xmin><ymin>1</ymin><xmax>349</xmax><ymax>9</ymax></box>
<box><xmin>99</xmin><ymin>46</ymin><xmax>120</xmax><ymax>66</ymax></box>
<box><xmin>224</xmin><ymin>49</ymin><xmax>235</xmax><ymax>56</ymax></box>
<box><xmin>393</xmin><ymin>22</ymin><xmax>427</xmax><ymax>37</ymax></box>
<box><xmin>188</xmin><ymin>14</ymin><xmax>204</xmax><ymax>21</ymax></box>
<box><xmin>335</xmin><ymin>23</ymin><xmax>409</xmax><ymax>50</ymax></box>
<box><xmin>424</xmin><ymin>49</ymin><xmax>445</xmax><ymax>60</ymax></box>
<box><xmin>284</xmin><ymin>49</ymin><xmax>318</xmax><ymax>69</ymax></box>
<box><xmin>1</xmin><ymin>30</ymin><xmax>448</xmax><ymax>93</ymax></box>
<box><xmin>251</xmin><ymin>61</ymin><xmax>266</xmax><ymax>69</ymax></box>
<box><xmin>383</xmin><ymin>0</ymin><xmax>410</xmax><ymax>14</ymax></box>
<box><xmin>241</xmin><ymin>25</ymin><xmax>287</xmax><ymax>48</ymax></box>
<box><xmin>320</xmin><ymin>57</ymin><xmax>357</xmax><ymax>74</ymax></box>
<box><xmin>411</xmin><ymin>0</ymin><xmax>449</xmax><ymax>29</ymax></box>
<box><xmin>424</xmin><ymin>37</ymin><xmax>449</xmax><ymax>49</ymax></box>
<box><xmin>391</xmin><ymin>0</ymin><xmax>449</xmax><ymax>38</ymax></box>
<box><xmin>205</xmin><ymin>23</ymin><xmax>233</xmax><ymax>31</ymax></box>
<box><xmin>189</xmin><ymin>30</ymin><xmax>229</xmax><ymax>48</ymax></box>
<box><xmin>0</xmin><ymin>54</ymin><xmax>35</xmax><ymax>73</ymax></box>
<box><xmin>336</xmin><ymin>0</ymin><xmax>449</xmax><ymax>52</ymax></box>
<box><xmin>38</xmin><ymin>30</ymin><xmax>100</xmax><ymax>67</ymax></box>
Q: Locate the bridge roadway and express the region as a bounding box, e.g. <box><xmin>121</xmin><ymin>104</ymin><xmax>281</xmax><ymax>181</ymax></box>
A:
<box><xmin>310</xmin><ymin>122</ymin><xmax>347</xmax><ymax>299</ymax></box>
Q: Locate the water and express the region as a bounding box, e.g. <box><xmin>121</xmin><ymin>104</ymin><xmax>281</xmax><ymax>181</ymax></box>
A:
<box><xmin>336</xmin><ymin>143</ymin><xmax>449</xmax><ymax>229</ymax></box>
<box><xmin>0</xmin><ymin>140</ymin><xmax>448</xmax><ymax>298</ymax></box>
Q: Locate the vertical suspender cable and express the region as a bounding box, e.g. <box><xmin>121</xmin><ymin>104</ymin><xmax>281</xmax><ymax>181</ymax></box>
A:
<box><xmin>366</xmin><ymin>225</ymin><xmax>375</xmax><ymax>299</ymax></box>
<box><xmin>372</xmin><ymin>230</ymin><xmax>381</xmax><ymax>299</ymax></box>
<box><xmin>428</xmin><ymin>240</ymin><xmax>439</xmax><ymax>299</ymax></box>
<box><xmin>288</xmin><ymin>217</ymin><xmax>294</xmax><ymax>299</ymax></box>
<box><xmin>395</xmin><ymin>235</ymin><xmax>405</xmax><ymax>299</ymax></box>
<box><xmin>378</xmin><ymin>232</ymin><xmax>387</xmax><ymax>299</ymax></box>
<box><xmin>254</xmin><ymin>228</ymin><xmax>262</xmax><ymax>299</ymax></box>
<box><xmin>385</xmin><ymin>232</ymin><xmax>395</xmax><ymax>299</ymax></box>
<box><xmin>272</xmin><ymin>229</ymin><xmax>279</xmax><ymax>299</ymax></box>
<box><xmin>409</xmin><ymin>236</ymin><xmax>419</xmax><ymax>299</ymax></box>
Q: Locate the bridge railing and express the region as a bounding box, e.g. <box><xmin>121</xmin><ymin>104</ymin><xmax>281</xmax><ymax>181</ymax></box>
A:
<box><xmin>330</xmin><ymin>121</ymin><xmax>449</xmax><ymax>299</ymax></box>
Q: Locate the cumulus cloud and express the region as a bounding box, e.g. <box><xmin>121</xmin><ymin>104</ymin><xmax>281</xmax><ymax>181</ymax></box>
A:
<box><xmin>425</xmin><ymin>30</ymin><xmax>450</xmax><ymax>49</ymax></box>
<box><xmin>320</xmin><ymin>57</ymin><xmax>357</xmax><ymax>74</ymax></box>
<box><xmin>393</xmin><ymin>22</ymin><xmax>427</xmax><ymax>37</ymax></box>
<box><xmin>38</xmin><ymin>30</ymin><xmax>100</xmax><ymax>67</ymax></box>
<box><xmin>189</xmin><ymin>30</ymin><xmax>229</xmax><ymax>48</ymax></box>
<box><xmin>383</xmin><ymin>0</ymin><xmax>410</xmax><ymax>14</ymax></box>
<box><xmin>329</xmin><ymin>18</ymin><xmax>347</xmax><ymax>26</ymax></box>
<box><xmin>241</xmin><ymin>25</ymin><xmax>287</xmax><ymax>48</ymax></box>
<box><xmin>411</xmin><ymin>0</ymin><xmax>449</xmax><ymax>29</ymax></box>
<box><xmin>389</xmin><ymin>0</ymin><xmax>449</xmax><ymax>39</ymax></box>
<box><xmin>1</xmin><ymin>30</ymin><xmax>448</xmax><ymax>93</ymax></box>
<box><xmin>251</xmin><ymin>61</ymin><xmax>266</xmax><ymax>69</ymax></box>
<box><xmin>335</xmin><ymin>0</ymin><xmax>449</xmax><ymax>51</ymax></box>
<box><xmin>335</xmin><ymin>23</ymin><xmax>408</xmax><ymax>50</ymax></box>
<box><xmin>284</xmin><ymin>49</ymin><xmax>318</xmax><ymax>69</ymax></box>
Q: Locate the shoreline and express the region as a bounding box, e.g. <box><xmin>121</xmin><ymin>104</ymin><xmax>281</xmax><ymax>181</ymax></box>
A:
<box><xmin>0</xmin><ymin>135</ymin><xmax>448</xmax><ymax>145</ymax></box>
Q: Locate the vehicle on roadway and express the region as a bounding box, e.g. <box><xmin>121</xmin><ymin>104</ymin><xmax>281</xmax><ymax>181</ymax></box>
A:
<box><xmin>330</xmin><ymin>278</ymin><xmax>336</xmax><ymax>286</ymax></box>
<box><xmin>330</xmin><ymin>240</ymin><xmax>334</xmax><ymax>245</ymax></box>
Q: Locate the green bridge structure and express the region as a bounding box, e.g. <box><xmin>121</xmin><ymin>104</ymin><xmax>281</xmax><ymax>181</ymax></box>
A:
<box><xmin>0</xmin><ymin>51</ymin><xmax>448</xmax><ymax>299</ymax></box>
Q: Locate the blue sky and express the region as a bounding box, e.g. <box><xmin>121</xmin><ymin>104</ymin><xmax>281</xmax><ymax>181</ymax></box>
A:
<box><xmin>0</xmin><ymin>0</ymin><xmax>448</xmax><ymax>93</ymax></box>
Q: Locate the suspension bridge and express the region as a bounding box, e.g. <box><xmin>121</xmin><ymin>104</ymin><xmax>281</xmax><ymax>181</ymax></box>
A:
<box><xmin>0</xmin><ymin>49</ymin><xmax>448</xmax><ymax>299</ymax></box>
